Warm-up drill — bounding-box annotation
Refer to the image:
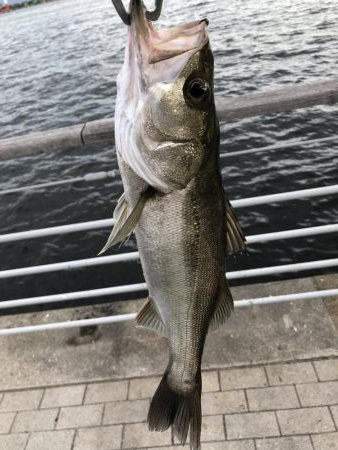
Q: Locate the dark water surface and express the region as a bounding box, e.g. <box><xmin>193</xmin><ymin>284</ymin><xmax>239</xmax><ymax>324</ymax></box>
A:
<box><xmin>0</xmin><ymin>0</ymin><xmax>337</xmax><ymax>308</ymax></box>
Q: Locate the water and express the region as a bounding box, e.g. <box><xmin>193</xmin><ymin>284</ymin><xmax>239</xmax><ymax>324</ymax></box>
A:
<box><xmin>0</xmin><ymin>0</ymin><xmax>337</xmax><ymax>310</ymax></box>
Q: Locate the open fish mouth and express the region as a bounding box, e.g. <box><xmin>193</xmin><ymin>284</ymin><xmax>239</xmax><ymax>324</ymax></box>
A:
<box><xmin>129</xmin><ymin>0</ymin><xmax>209</xmax><ymax>78</ymax></box>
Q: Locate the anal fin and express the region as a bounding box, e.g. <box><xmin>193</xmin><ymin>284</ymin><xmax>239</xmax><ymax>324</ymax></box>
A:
<box><xmin>209</xmin><ymin>278</ymin><xmax>234</xmax><ymax>331</ymax></box>
<box><xmin>99</xmin><ymin>187</ymin><xmax>155</xmax><ymax>255</ymax></box>
<box><xmin>136</xmin><ymin>298</ymin><xmax>166</xmax><ymax>336</ymax></box>
<box><xmin>225</xmin><ymin>195</ymin><xmax>246</xmax><ymax>255</ymax></box>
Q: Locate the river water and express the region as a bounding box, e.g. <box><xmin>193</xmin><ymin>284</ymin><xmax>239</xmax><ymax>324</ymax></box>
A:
<box><xmin>0</xmin><ymin>0</ymin><xmax>337</xmax><ymax>309</ymax></box>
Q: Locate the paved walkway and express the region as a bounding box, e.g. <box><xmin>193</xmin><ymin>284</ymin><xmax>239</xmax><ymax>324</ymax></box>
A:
<box><xmin>0</xmin><ymin>357</ymin><xmax>337</xmax><ymax>450</ymax></box>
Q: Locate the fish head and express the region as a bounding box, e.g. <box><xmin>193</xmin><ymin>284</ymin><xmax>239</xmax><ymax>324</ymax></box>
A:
<box><xmin>116</xmin><ymin>0</ymin><xmax>218</xmax><ymax>192</ymax></box>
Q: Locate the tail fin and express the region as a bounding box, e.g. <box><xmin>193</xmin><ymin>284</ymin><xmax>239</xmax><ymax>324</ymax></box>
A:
<box><xmin>148</xmin><ymin>371</ymin><xmax>202</xmax><ymax>450</ymax></box>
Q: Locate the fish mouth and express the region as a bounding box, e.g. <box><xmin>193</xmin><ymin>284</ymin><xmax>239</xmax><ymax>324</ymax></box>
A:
<box><xmin>129</xmin><ymin>0</ymin><xmax>209</xmax><ymax>66</ymax></box>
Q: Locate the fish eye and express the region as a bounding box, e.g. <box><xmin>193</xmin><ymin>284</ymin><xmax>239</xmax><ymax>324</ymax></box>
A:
<box><xmin>184</xmin><ymin>77</ymin><xmax>210</xmax><ymax>107</ymax></box>
<box><xmin>189</xmin><ymin>79</ymin><xmax>207</xmax><ymax>98</ymax></box>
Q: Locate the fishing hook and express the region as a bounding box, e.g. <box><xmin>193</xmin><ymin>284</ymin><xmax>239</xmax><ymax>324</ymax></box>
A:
<box><xmin>112</xmin><ymin>0</ymin><xmax>131</xmax><ymax>25</ymax></box>
<box><xmin>145</xmin><ymin>0</ymin><xmax>163</xmax><ymax>21</ymax></box>
<box><xmin>111</xmin><ymin>0</ymin><xmax>163</xmax><ymax>25</ymax></box>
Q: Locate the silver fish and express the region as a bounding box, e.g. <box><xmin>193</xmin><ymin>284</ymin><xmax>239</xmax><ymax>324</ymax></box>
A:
<box><xmin>102</xmin><ymin>1</ymin><xmax>246</xmax><ymax>448</ymax></box>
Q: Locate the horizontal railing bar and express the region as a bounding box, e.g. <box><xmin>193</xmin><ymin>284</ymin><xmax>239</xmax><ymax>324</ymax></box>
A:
<box><xmin>1</xmin><ymin>135</ymin><xmax>337</xmax><ymax>195</ymax></box>
<box><xmin>0</xmin><ymin>123</ymin><xmax>86</xmax><ymax>161</ymax></box>
<box><xmin>221</xmin><ymin>135</ymin><xmax>338</xmax><ymax>158</ymax></box>
<box><xmin>1</xmin><ymin>224</ymin><xmax>337</xmax><ymax>279</ymax></box>
<box><xmin>1</xmin><ymin>184</ymin><xmax>337</xmax><ymax>244</ymax></box>
<box><xmin>216</xmin><ymin>79</ymin><xmax>338</xmax><ymax>122</ymax></box>
<box><xmin>232</xmin><ymin>184</ymin><xmax>338</xmax><ymax>207</ymax></box>
<box><xmin>0</xmin><ymin>283</ymin><xmax>148</xmax><ymax>309</ymax></box>
<box><xmin>0</xmin><ymin>219</ymin><xmax>116</xmax><ymax>243</ymax></box>
<box><xmin>0</xmin><ymin>79</ymin><xmax>337</xmax><ymax>161</ymax></box>
<box><xmin>235</xmin><ymin>288</ymin><xmax>338</xmax><ymax>307</ymax></box>
<box><xmin>0</xmin><ymin>252</ymin><xmax>140</xmax><ymax>279</ymax></box>
<box><xmin>0</xmin><ymin>171</ymin><xmax>119</xmax><ymax>195</ymax></box>
<box><xmin>248</xmin><ymin>223</ymin><xmax>338</xmax><ymax>243</ymax></box>
<box><xmin>228</xmin><ymin>257</ymin><xmax>338</xmax><ymax>280</ymax></box>
<box><xmin>1</xmin><ymin>288</ymin><xmax>337</xmax><ymax>336</ymax></box>
<box><xmin>1</xmin><ymin>258</ymin><xmax>337</xmax><ymax>309</ymax></box>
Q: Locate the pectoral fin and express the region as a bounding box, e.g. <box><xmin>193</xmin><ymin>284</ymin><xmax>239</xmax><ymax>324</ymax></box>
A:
<box><xmin>209</xmin><ymin>278</ymin><xmax>234</xmax><ymax>331</ymax></box>
<box><xmin>225</xmin><ymin>195</ymin><xmax>246</xmax><ymax>255</ymax></box>
<box><xmin>113</xmin><ymin>192</ymin><xmax>128</xmax><ymax>220</ymax></box>
<box><xmin>136</xmin><ymin>298</ymin><xmax>167</xmax><ymax>336</ymax></box>
<box><xmin>99</xmin><ymin>187</ymin><xmax>155</xmax><ymax>255</ymax></box>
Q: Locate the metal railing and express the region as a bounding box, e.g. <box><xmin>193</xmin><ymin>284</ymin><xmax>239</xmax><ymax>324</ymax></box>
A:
<box><xmin>1</xmin><ymin>288</ymin><xmax>338</xmax><ymax>337</ymax></box>
<box><xmin>0</xmin><ymin>135</ymin><xmax>337</xmax><ymax>196</ymax></box>
<box><xmin>0</xmin><ymin>79</ymin><xmax>337</xmax><ymax>161</ymax></box>
<box><xmin>1</xmin><ymin>184</ymin><xmax>338</xmax><ymax>244</ymax></box>
<box><xmin>1</xmin><ymin>223</ymin><xmax>338</xmax><ymax>279</ymax></box>
<box><xmin>2</xmin><ymin>259</ymin><xmax>338</xmax><ymax>310</ymax></box>
<box><xmin>0</xmin><ymin>78</ymin><xmax>337</xmax><ymax>335</ymax></box>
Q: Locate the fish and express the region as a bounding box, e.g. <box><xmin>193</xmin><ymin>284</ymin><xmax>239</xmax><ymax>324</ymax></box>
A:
<box><xmin>101</xmin><ymin>1</ymin><xmax>246</xmax><ymax>448</ymax></box>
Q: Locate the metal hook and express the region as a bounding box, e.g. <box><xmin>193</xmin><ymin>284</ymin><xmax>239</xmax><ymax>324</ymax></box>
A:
<box><xmin>145</xmin><ymin>0</ymin><xmax>163</xmax><ymax>21</ymax></box>
<box><xmin>112</xmin><ymin>0</ymin><xmax>131</xmax><ymax>25</ymax></box>
<box><xmin>111</xmin><ymin>0</ymin><xmax>163</xmax><ymax>25</ymax></box>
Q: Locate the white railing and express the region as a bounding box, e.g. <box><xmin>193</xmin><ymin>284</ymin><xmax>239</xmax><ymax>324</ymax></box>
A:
<box><xmin>1</xmin><ymin>288</ymin><xmax>338</xmax><ymax>336</ymax></box>
<box><xmin>0</xmin><ymin>135</ymin><xmax>337</xmax><ymax>196</ymax></box>
<box><xmin>1</xmin><ymin>259</ymin><xmax>338</xmax><ymax>310</ymax></box>
<box><xmin>0</xmin><ymin>171</ymin><xmax>118</xmax><ymax>195</ymax></box>
<box><xmin>1</xmin><ymin>224</ymin><xmax>338</xmax><ymax>279</ymax></box>
<box><xmin>221</xmin><ymin>135</ymin><xmax>338</xmax><ymax>158</ymax></box>
<box><xmin>1</xmin><ymin>79</ymin><xmax>337</xmax><ymax>160</ymax></box>
<box><xmin>0</xmin><ymin>78</ymin><xmax>337</xmax><ymax>336</ymax></box>
<box><xmin>1</xmin><ymin>184</ymin><xmax>338</xmax><ymax>244</ymax></box>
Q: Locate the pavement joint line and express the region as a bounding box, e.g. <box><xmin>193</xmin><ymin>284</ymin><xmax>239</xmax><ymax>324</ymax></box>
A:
<box><xmin>100</xmin><ymin>402</ymin><xmax>105</xmax><ymax>427</ymax></box>
<box><xmin>222</xmin><ymin>413</ymin><xmax>227</xmax><ymax>440</ymax></box>
<box><xmin>0</xmin><ymin>355</ymin><xmax>337</xmax><ymax>394</ymax></box>
<box><xmin>221</xmin><ymin>405</ymin><xmax>338</xmax><ymax>415</ymax></box>
<box><xmin>243</xmin><ymin>388</ymin><xmax>250</xmax><ymax>412</ymax></box>
<box><xmin>311</xmin><ymin>359</ymin><xmax>320</xmax><ymax>382</ymax></box>
<box><xmin>294</xmin><ymin>382</ymin><xmax>303</xmax><ymax>407</ymax></box>
<box><xmin>262</xmin><ymin>364</ymin><xmax>270</xmax><ymax>386</ymax></box>
<box><xmin>70</xmin><ymin>428</ymin><xmax>77</xmax><ymax>450</ymax></box>
<box><xmin>309</xmin><ymin>434</ymin><xmax>316</xmax><ymax>450</ymax></box>
<box><xmin>274</xmin><ymin>409</ymin><xmax>283</xmax><ymax>436</ymax></box>
<box><xmin>295</xmin><ymin>384</ymin><xmax>305</xmax><ymax>408</ymax></box>
<box><xmin>216</xmin><ymin>369</ymin><xmax>221</xmax><ymax>392</ymax></box>
<box><xmin>23</xmin><ymin>433</ymin><xmax>29</xmax><ymax>450</ymax></box>
<box><xmin>38</xmin><ymin>389</ymin><xmax>45</xmax><ymax>409</ymax></box>
<box><xmin>8</xmin><ymin>411</ymin><xmax>17</xmax><ymax>434</ymax></box>
<box><xmin>54</xmin><ymin>408</ymin><xmax>61</xmax><ymax>430</ymax></box>
<box><xmin>81</xmin><ymin>384</ymin><xmax>87</xmax><ymax>406</ymax></box>
<box><xmin>328</xmin><ymin>405</ymin><xmax>338</xmax><ymax>431</ymax></box>
<box><xmin>126</xmin><ymin>379</ymin><xmax>131</xmax><ymax>401</ymax></box>
<box><xmin>101</xmin><ymin>403</ymin><xmax>108</xmax><ymax>427</ymax></box>
<box><xmin>2</xmin><ymin>404</ymin><xmax>338</xmax><ymax>419</ymax></box>
<box><xmin>121</xmin><ymin>423</ymin><xmax>126</xmax><ymax>449</ymax></box>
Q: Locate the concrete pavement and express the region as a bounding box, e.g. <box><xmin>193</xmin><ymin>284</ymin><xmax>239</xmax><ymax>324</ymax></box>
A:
<box><xmin>0</xmin><ymin>358</ymin><xmax>337</xmax><ymax>449</ymax></box>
